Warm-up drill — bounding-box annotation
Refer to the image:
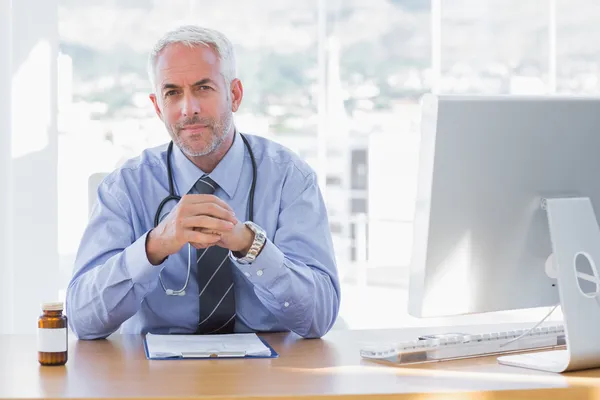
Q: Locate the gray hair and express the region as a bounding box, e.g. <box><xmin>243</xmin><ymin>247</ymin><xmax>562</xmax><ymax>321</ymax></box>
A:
<box><xmin>147</xmin><ymin>25</ymin><xmax>237</xmax><ymax>91</ymax></box>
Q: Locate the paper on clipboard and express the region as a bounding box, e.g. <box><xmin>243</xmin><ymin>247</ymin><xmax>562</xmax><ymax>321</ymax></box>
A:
<box><xmin>145</xmin><ymin>332</ymin><xmax>273</xmax><ymax>359</ymax></box>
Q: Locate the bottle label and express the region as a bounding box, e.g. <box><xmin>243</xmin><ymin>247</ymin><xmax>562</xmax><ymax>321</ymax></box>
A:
<box><xmin>37</xmin><ymin>328</ymin><xmax>67</xmax><ymax>352</ymax></box>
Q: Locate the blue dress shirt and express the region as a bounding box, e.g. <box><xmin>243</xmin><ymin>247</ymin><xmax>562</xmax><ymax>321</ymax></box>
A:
<box><xmin>65</xmin><ymin>131</ymin><xmax>340</xmax><ymax>339</ymax></box>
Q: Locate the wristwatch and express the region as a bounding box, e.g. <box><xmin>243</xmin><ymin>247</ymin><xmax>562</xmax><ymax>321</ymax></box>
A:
<box><xmin>232</xmin><ymin>221</ymin><xmax>267</xmax><ymax>264</ymax></box>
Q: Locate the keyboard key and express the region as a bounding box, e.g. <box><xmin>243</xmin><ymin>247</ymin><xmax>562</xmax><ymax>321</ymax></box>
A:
<box><xmin>360</xmin><ymin>324</ymin><xmax>565</xmax><ymax>362</ymax></box>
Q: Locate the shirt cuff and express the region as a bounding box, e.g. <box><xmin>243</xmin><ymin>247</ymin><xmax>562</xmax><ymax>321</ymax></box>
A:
<box><xmin>230</xmin><ymin>239</ymin><xmax>285</xmax><ymax>288</ymax></box>
<box><xmin>124</xmin><ymin>230</ymin><xmax>164</xmax><ymax>285</ymax></box>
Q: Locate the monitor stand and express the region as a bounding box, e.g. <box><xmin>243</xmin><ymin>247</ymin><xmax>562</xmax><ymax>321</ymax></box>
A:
<box><xmin>497</xmin><ymin>197</ymin><xmax>600</xmax><ymax>373</ymax></box>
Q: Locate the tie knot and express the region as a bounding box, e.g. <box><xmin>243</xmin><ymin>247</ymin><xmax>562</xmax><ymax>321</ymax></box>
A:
<box><xmin>194</xmin><ymin>175</ymin><xmax>217</xmax><ymax>195</ymax></box>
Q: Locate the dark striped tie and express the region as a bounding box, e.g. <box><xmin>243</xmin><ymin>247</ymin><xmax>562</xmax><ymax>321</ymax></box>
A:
<box><xmin>193</xmin><ymin>175</ymin><xmax>236</xmax><ymax>334</ymax></box>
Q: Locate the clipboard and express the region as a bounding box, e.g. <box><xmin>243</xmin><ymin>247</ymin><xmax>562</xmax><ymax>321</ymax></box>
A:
<box><xmin>142</xmin><ymin>333</ymin><xmax>279</xmax><ymax>360</ymax></box>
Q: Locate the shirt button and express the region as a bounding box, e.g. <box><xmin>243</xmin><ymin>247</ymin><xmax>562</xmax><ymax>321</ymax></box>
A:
<box><xmin>284</xmin><ymin>302</ymin><xmax>290</xmax><ymax>308</ymax></box>
<box><xmin>256</xmin><ymin>269</ymin><xmax>264</xmax><ymax>277</ymax></box>
<box><xmin>244</xmin><ymin>272</ymin><xmax>250</xmax><ymax>278</ymax></box>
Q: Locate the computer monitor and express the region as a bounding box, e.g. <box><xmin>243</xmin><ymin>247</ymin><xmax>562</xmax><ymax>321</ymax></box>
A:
<box><xmin>405</xmin><ymin>94</ymin><xmax>600</xmax><ymax>372</ymax></box>
<box><xmin>406</xmin><ymin>93</ymin><xmax>600</xmax><ymax>372</ymax></box>
<box><xmin>408</xmin><ymin>94</ymin><xmax>600</xmax><ymax>319</ymax></box>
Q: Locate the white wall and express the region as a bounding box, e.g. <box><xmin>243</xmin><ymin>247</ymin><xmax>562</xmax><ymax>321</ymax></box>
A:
<box><xmin>1</xmin><ymin>0</ymin><xmax>59</xmax><ymax>333</ymax></box>
<box><xmin>0</xmin><ymin>0</ymin><xmax>15</xmax><ymax>334</ymax></box>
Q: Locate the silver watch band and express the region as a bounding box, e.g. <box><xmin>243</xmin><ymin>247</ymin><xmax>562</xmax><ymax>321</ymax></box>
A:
<box><xmin>232</xmin><ymin>221</ymin><xmax>266</xmax><ymax>264</ymax></box>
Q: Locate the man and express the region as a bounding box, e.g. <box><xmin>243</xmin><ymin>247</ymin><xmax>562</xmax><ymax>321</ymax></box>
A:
<box><xmin>65</xmin><ymin>25</ymin><xmax>340</xmax><ymax>339</ymax></box>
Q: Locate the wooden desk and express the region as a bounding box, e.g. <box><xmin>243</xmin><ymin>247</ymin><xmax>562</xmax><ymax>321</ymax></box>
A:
<box><xmin>2</xmin><ymin>324</ymin><xmax>600</xmax><ymax>399</ymax></box>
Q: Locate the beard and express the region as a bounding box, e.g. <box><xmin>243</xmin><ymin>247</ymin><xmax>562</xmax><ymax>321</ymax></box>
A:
<box><xmin>167</xmin><ymin>109</ymin><xmax>234</xmax><ymax>157</ymax></box>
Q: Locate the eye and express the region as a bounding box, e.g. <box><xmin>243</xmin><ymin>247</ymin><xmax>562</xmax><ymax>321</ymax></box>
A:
<box><xmin>165</xmin><ymin>90</ymin><xmax>178</xmax><ymax>97</ymax></box>
<box><xmin>197</xmin><ymin>86</ymin><xmax>212</xmax><ymax>91</ymax></box>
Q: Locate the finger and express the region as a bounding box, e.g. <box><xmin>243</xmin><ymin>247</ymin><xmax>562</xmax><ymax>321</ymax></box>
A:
<box><xmin>184</xmin><ymin>203</ymin><xmax>238</xmax><ymax>224</ymax></box>
<box><xmin>195</xmin><ymin>228</ymin><xmax>222</xmax><ymax>236</ymax></box>
<box><xmin>212</xmin><ymin>239</ymin><xmax>226</xmax><ymax>249</ymax></box>
<box><xmin>190</xmin><ymin>242</ymin><xmax>216</xmax><ymax>249</ymax></box>
<box><xmin>184</xmin><ymin>230</ymin><xmax>221</xmax><ymax>246</ymax></box>
<box><xmin>183</xmin><ymin>194</ymin><xmax>234</xmax><ymax>212</ymax></box>
<box><xmin>184</xmin><ymin>215</ymin><xmax>235</xmax><ymax>232</ymax></box>
<box><xmin>189</xmin><ymin>238</ymin><xmax>221</xmax><ymax>249</ymax></box>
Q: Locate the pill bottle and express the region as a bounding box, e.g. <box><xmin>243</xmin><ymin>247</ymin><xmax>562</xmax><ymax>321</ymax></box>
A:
<box><xmin>37</xmin><ymin>302</ymin><xmax>68</xmax><ymax>366</ymax></box>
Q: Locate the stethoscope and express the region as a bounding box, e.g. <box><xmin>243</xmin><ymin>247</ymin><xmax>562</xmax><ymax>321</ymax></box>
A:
<box><xmin>155</xmin><ymin>133</ymin><xmax>257</xmax><ymax>296</ymax></box>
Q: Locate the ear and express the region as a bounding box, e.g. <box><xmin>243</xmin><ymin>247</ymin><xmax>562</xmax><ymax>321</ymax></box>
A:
<box><xmin>229</xmin><ymin>78</ymin><xmax>244</xmax><ymax>112</ymax></box>
<box><xmin>149</xmin><ymin>93</ymin><xmax>164</xmax><ymax>121</ymax></box>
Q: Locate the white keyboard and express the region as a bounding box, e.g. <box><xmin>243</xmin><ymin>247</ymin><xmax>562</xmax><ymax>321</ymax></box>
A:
<box><xmin>360</xmin><ymin>324</ymin><xmax>566</xmax><ymax>364</ymax></box>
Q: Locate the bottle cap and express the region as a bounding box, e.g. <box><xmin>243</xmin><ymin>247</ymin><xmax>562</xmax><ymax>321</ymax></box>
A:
<box><xmin>41</xmin><ymin>302</ymin><xmax>64</xmax><ymax>311</ymax></box>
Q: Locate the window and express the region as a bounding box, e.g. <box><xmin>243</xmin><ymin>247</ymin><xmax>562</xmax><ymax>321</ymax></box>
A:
<box><xmin>556</xmin><ymin>0</ymin><xmax>600</xmax><ymax>95</ymax></box>
<box><xmin>440</xmin><ymin>0</ymin><xmax>550</xmax><ymax>95</ymax></box>
<box><xmin>49</xmin><ymin>0</ymin><xmax>578</xmax><ymax>333</ymax></box>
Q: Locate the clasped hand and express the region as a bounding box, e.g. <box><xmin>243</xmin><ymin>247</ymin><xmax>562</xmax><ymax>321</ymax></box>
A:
<box><xmin>146</xmin><ymin>194</ymin><xmax>252</xmax><ymax>265</ymax></box>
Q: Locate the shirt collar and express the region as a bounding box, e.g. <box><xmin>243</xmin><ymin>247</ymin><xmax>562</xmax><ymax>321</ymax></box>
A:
<box><xmin>171</xmin><ymin>130</ymin><xmax>245</xmax><ymax>199</ymax></box>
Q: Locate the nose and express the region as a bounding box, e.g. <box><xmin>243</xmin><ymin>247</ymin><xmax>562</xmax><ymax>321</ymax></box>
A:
<box><xmin>181</xmin><ymin>94</ymin><xmax>201</xmax><ymax>117</ymax></box>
